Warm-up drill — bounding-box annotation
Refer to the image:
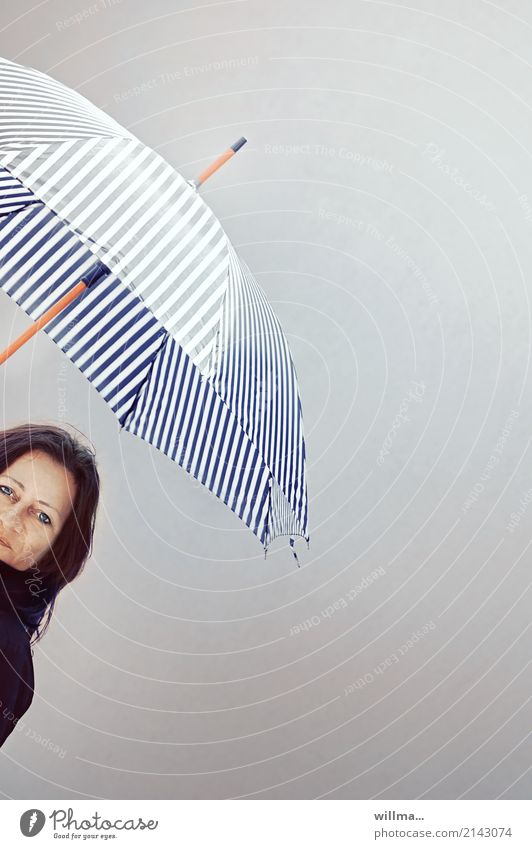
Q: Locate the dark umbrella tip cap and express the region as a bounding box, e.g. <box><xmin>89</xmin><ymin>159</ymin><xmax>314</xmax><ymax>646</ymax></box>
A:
<box><xmin>231</xmin><ymin>137</ymin><xmax>247</xmax><ymax>152</ymax></box>
<box><xmin>84</xmin><ymin>259</ymin><xmax>111</xmax><ymax>288</ymax></box>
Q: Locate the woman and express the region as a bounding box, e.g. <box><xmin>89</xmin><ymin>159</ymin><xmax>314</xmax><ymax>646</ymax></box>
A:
<box><xmin>0</xmin><ymin>423</ymin><xmax>99</xmax><ymax>748</ymax></box>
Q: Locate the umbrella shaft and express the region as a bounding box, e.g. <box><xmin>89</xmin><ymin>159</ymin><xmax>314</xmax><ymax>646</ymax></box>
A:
<box><xmin>196</xmin><ymin>149</ymin><xmax>235</xmax><ymax>186</ymax></box>
<box><xmin>0</xmin><ymin>279</ymin><xmax>87</xmax><ymax>366</ymax></box>
<box><xmin>195</xmin><ymin>138</ymin><xmax>247</xmax><ymax>186</ymax></box>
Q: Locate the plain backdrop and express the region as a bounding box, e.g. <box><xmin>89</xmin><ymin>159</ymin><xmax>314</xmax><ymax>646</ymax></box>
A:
<box><xmin>0</xmin><ymin>0</ymin><xmax>530</xmax><ymax>800</ymax></box>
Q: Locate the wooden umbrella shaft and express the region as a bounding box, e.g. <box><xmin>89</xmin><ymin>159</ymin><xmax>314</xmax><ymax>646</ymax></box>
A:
<box><xmin>196</xmin><ymin>137</ymin><xmax>247</xmax><ymax>186</ymax></box>
<box><xmin>0</xmin><ymin>280</ymin><xmax>87</xmax><ymax>366</ymax></box>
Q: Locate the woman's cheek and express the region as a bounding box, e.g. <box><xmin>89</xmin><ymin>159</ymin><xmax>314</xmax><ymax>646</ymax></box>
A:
<box><xmin>19</xmin><ymin>538</ymin><xmax>38</xmax><ymax>569</ymax></box>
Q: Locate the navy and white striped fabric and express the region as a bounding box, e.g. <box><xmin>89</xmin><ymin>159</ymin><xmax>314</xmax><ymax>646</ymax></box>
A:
<box><xmin>0</xmin><ymin>57</ymin><xmax>309</xmax><ymax>554</ymax></box>
<box><xmin>0</xmin><ymin>169</ymin><xmax>38</xmax><ymax>217</ymax></box>
<box><xmin>0</xmin><ymin>196</ymin><xmax>167</xmax><ymax>424</ymax></box>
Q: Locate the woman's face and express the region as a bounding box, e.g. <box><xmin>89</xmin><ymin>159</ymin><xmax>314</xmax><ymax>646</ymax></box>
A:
<box><xmin>0</xmin><ymin>450</ymin><xmax>77</xmax><ymax>571</ymax></box>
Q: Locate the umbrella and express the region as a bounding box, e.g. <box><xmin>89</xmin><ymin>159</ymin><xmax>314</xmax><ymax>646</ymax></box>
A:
<box><xmin>0</xmin><ymin>57</ymin><xmax>309</xmax><ymax>563</ymax></box>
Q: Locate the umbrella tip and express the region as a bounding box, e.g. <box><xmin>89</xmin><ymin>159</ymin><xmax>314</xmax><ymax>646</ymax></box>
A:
<box><xmin>231</xmin><ymin>137</ymin><xmax>247</xmax><ymax>153</ymax></box>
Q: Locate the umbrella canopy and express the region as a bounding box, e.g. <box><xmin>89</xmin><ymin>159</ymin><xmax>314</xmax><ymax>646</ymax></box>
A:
<box><xmin>0</xmin><ymin>57</ymin><xmax>309</xmax><ymax>559</ymax></box>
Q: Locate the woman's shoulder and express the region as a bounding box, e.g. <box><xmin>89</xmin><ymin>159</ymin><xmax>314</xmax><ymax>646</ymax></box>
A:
<box><xmin>0</xmin><ymin>613</ymin><xmax>35</xmax><ymax>745</ymax></box>
<box><xmin>0</xmin><ymin>610</ymin><xmax>33</xmax><ymax>657</ymax></box>
<box><xmin>0</xmin><ymin>610</ymin><xmax>34</xmax><ymax>695</ymax></box>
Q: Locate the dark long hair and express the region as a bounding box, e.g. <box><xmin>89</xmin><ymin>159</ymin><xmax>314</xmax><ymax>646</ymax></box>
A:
<box><xmin>0</xmin><ymin>423</ymin><xmax>100</xmax><ymax>644</ymax></box>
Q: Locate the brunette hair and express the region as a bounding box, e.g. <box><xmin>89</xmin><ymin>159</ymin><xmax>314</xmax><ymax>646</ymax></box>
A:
<box><xmin>0</xmin><ymin>422</ymin><xmax>100</xmax><ymax>643</ymax></box>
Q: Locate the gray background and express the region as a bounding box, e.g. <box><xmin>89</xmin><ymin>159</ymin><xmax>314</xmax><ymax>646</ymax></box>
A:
<box><xmin>0</xmin><ymin>0</ymin><xmax>530</xmax><ymax>800</ymax></box>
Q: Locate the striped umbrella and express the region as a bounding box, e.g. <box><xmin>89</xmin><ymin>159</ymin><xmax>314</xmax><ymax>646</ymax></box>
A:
<box><xmin>0</xmin><ymin>57</ymin><xmax>309</xmax><ymax>563</ymax></box>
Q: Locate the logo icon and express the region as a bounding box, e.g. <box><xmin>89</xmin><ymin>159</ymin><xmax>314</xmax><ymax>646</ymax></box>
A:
<box><xmin>20</xmin><ymin>809</ymin><xmax>46</xmax><ymax>837</ymax></box>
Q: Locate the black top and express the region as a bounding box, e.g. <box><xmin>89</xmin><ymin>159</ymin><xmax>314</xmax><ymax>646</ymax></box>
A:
<box><xmin>0</xmin><ymin>559</ymin><xmax>50</xmax><ymax>748</ymax></box>
<box><xmin>0</xmin><ymin>610</ymin><xmax>34</xmax><ymax>747</ymax></box>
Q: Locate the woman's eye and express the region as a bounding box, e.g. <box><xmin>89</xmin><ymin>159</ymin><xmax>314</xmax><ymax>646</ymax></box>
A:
<box><xmin>0</xmin><ymin>484</ymin><xmax>14</xmax><ymax>498</ymax></box>
<box><xmin>37</xmin><ymin>511</ymin><xmax>51</xmax><ymax>526</ymax></box>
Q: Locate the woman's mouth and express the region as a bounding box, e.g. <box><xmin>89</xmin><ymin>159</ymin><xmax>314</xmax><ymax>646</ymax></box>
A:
<box><xmin>0</xmin><ymin>537</ymin><xmax>11</xmax><ymax>549</ymax></box>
